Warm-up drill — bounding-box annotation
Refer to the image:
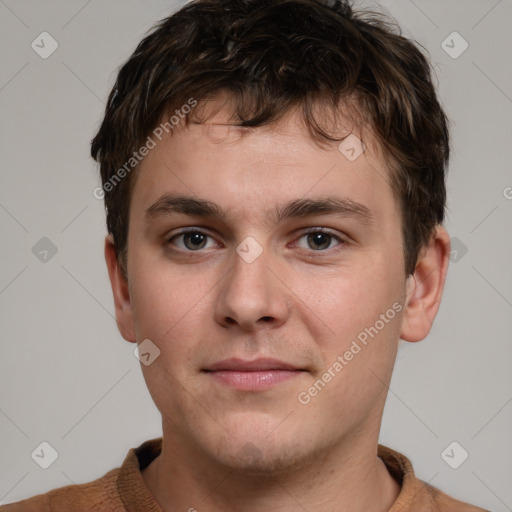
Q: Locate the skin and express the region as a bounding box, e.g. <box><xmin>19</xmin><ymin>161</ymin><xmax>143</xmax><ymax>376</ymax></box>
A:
<box><xmin>105</xmin><ymin>96</ymin><xmax>450</xmax><ymax>512</ymax></box>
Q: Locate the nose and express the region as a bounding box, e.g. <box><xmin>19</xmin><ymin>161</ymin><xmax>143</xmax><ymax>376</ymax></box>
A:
<box><xmin>214</xmin><ymin>242</ymin><xmax>291</xmax><ymax>331</ymax></box>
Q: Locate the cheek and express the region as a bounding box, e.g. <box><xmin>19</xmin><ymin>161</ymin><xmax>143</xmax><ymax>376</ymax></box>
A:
<box><xmin>298</xmin><ymin>270</ymin><xmax>403</xmax><ymax>420</ymax></box>
<box><xmin>292</xmin><ymin>265</ymin><xmax>391</xmax><ymax>342</ymax></box>
<box><xmin>130</xmin><ymin>265</ymin><xmax>212</xmax><ymax>403</ymax></box>
<box><xmin>290</xmin><ymin>259</ymin><xmax>404</xmax><ymax>391</ymax></box>
<box><xmin>128</xmin><ymin>257</ymin><xmax>212</xmax><ymax>345</ymax></box>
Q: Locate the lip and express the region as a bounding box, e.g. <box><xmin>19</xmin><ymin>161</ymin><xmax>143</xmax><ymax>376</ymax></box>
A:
<box><xmin>204</xmin><ymin>357</ymin><xmax>301</xmax><ymax>372</ymax></box>
<box><xmin>203</xmin><ymin>358</ymin><xmax>305</xmax><ymax>391</ymax></box>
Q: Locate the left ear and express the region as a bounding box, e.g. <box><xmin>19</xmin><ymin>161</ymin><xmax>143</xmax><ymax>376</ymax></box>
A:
<box><xmin>400</xmin><ymin>225</ymin><xmax>451</xmax><ymax>342</ymax></box>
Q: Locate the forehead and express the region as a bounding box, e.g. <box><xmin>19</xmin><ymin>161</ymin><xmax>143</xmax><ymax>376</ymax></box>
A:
<box><xmin>129</xmin><ymin>98</ymin><xmax>399</xmax><ymax>231</ymax></box>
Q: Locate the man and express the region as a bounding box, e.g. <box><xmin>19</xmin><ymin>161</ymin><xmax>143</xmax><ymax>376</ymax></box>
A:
<box><xmin>1</xmin><ymin>0</ymin><xmax>490</xmax><ymax>510</ymax></box>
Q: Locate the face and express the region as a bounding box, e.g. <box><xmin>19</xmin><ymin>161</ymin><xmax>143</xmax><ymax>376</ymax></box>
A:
<box><xmin>111</xmin><ymin>98</ymin><xmax>417</xmax><ymax>472</ymax></box>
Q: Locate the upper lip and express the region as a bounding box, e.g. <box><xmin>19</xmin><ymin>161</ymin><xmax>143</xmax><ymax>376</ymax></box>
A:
<box><xmin>204</xmin><ymin>358</ymin><xmax>302</xmax><ymax>372</ymax></box>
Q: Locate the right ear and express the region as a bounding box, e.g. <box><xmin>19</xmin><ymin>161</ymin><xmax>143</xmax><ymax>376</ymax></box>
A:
<box><xmin>104</xmin><ymin>234</ymin><xmax>137</xmax><ymax>343</ymax></box>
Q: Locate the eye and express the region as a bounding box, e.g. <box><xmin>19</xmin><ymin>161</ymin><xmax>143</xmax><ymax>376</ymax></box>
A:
<box><xmin>295</xmin><ymin>229</ymin><xmax>344</xmax><ymax>251</ymax></box>
<box><xmin>166</xmin><ymin>227</ymin><xmax>345</xmax><ymax>254</ymax></box>
<box><xmin>168</xmin><ymin>230</ymin><xmax>217</xmax><ymax>251</ymax></box>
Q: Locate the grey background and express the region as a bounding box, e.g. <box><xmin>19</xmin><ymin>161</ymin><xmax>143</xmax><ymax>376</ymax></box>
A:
<box><xmin>0</xmin><ymin>0</ymin><xmax>511</xmax><ymax>509</ymax></box>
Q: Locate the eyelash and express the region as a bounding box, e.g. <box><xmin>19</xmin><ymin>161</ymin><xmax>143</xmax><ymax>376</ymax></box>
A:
<box><xmin>166</xmin><ymin>227</ymin><xmax>346</xmax><ymax>255</ymax></box>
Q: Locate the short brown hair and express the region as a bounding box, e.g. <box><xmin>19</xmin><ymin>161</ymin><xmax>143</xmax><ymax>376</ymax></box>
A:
<box><xmin>91</xmin><ymin>0</ymin><xmax>449</xmax><ymax>278</ymax></box>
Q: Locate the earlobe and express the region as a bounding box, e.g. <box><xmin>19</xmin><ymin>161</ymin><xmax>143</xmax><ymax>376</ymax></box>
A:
<box><xmin>104</xmin><ymin>235</ymin><xmax>137</xmax><ymax>343</ymax></box>
<box><xmin>400</xmin><ymin>226</ymin><xmax>451</xmax><ymax>343</ymax></box>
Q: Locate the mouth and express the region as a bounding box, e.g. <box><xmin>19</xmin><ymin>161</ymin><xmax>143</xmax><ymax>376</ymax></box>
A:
<box><xmin>202</xmin><ymin>358</ymin><xmax>306</xmax><ymax>391</ymax></box>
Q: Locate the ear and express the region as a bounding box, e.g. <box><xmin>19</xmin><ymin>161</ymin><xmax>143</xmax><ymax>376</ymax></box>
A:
<box><xmin>104</xmin><ymin>234</ymin><xmax>137</xmax><ymax>343</ymax></box>
<box><xmin>400</xmin><ymin>225</ymin><xmax>450</xmax><ymax>342</ymax></box>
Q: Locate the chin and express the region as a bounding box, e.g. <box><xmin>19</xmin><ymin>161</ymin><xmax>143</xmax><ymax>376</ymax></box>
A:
<box><xmin>200</xmin><ymin>419</ymin><xmax>316</xmax><ymax>475</ymax></box>
<box><xmin>219</xmin><ymin>440</ymin><xmax>312</xmax><ymax>475</ymax></box>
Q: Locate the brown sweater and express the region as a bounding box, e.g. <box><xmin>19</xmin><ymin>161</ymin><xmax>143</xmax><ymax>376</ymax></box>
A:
<box><xmin>0</xmin><ymin>438</ymin><xmax>490</xmax><ymax>511</ymax></box>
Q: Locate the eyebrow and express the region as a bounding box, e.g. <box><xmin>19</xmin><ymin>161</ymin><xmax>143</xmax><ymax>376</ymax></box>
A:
<box><xmin>144</xmin><ymin>193</ymin><xmax>374</xmax><ymax>226</ymax></box>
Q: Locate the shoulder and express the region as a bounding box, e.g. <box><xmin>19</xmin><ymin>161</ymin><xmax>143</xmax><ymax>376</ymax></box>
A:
<box><xmin>378</xmin><ymin>444</ymin><xmax>492</xmax><ymax>512</ymax></box>
<box><xmin>0</xmin><ymin>439</ymin><xmax>162</xmax><ymax>512</ymax></box>
<box><xmin>0</xmin><ymin>466</ymin><xmax>123</xmax><ymax>512</ymax></box>
<box><xmin>421</xmin><ymin>480</ymin><xmax>492</xmax><ymax>512</ymax></box>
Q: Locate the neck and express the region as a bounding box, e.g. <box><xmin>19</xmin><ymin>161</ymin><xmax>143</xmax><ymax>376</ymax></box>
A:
<box><xmin>141</xmin><ymin>426</ymin><xmax>400</xmax><ymax>512</ymax></box>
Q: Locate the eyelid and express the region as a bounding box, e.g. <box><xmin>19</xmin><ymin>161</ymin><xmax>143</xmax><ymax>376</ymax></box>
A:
<box><xmin>299</xmin><ymin>226</ymin><xmax>345</xmax><ymax>240</ymax></box>
<box><xmin>166</xmin><ymin>226</ymin><xmax>347</xmax><ymax>253</ymax></box>
<box><xmin>293</xmin><ymin>227</ymin><xmax>346</xmax><ymax>250</ymax></box>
